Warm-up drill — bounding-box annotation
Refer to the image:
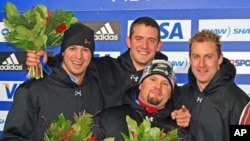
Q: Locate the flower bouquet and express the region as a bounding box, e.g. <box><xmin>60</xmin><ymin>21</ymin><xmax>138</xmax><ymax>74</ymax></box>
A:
<box><xmin>44</xmin><ymin>112</ymin><xmax>96</xmax><ymax>141</ymax></box>
<box><xmin>104</xmin><ymin>115</ymin><xmax>180</xmax><ymax>141</ymax></box>
<box><xmin>3</xmin><ymin>2</ymin><xmax>78</xmax><ymax>79</ymax></box>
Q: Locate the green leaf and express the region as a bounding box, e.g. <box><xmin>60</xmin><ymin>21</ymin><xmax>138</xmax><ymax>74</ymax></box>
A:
<box><xmin>3</xmin><ymin>19</ymin><xmax>13</xmax><ymax>29</ymax></box>
<box><xmin>119</xmin><ymin>115</ymin><xmax>180</xmax><ymax>141</ymax></box>
<box><xmin>4</xmin><ymin>2</ymin><xmax>19</xmax><ymax>19</ymax></box>
<box><xmin>146</xmin><ymin>127</ymin><xmax>161</xmax><ymax>140</ymax></box>
<box><xmin>33</xmin><ymin>35</ymin><xmax>47</xmax><ymax>50</ymax></box>
<box><xmin>21</xmin><ymin>10</ymin><xmax>38</xmax><ymax>29</ymax></box>
<box><xmin>103</xmin><ymin>137</ymin><xmax>115</xmax><ymax>141</ymax></box>
<box><xmin>126</xmin><ymin>115</ymin><xmax>138</xmax><ymax>131</ymax></box>
<box><xmin>34</xmin><ymin>4</ymin><xmax>48</xmax><ymax>19</ymax></box>
<box><xmin>165</xmin><ymin>128</ymin><xmax>179</xmax><ymax>141</ymax></box>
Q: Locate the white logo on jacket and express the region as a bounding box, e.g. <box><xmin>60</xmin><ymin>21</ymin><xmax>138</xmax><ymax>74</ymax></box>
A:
<box><xmin>75</xmin><ymin>90</ymin><xmax>82</xmax><ymax>96</ymax></box>
<box><xmin>197</xmin><ymin>97</ymin><xmax>203</xmax><ymax>103</ymax></box>
<box><xmin>146</xmin><ymin>116</ymin><xmax>154</xmax><ymax>122</ymax></box>
<box><xmin>130</xmin><ymin>74</ymin><xmax>139</xmax><ymax>82</ymax></box>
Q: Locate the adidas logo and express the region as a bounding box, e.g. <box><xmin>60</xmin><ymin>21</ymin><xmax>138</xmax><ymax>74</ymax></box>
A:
<box><xmin>0</xmin><ymin>53</ymin><xmax>23</xmax><ymax>70</ymax></box>
<box><xmin>95</xmin><ymin>22</ymin><xmax>118</xmax><ymax>41</ymax></box>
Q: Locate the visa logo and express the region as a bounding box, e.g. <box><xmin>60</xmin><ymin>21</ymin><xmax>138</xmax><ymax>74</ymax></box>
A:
<box><xmin>3</xmin><ymin>83</ymin><xmax>19</xmax><ymax>99</ymax></box>
<box><xmin>127</xmin><ymin>20</ymin><xmax>191</xmax><ymax>42</ymax></box>
<box><xmin>160</xmin><ymin>22</ymin><xmax>183</xmax><ymax>39</ymax></box>
<box><xmin>0</xmin><ymin>81</ymin><xmax>22</xmax><ymax>101</ymax></box>
<box><xmin>158</xmin><ymin>20</ymin><xmax>191</xmax><ymax>42</ymax></box>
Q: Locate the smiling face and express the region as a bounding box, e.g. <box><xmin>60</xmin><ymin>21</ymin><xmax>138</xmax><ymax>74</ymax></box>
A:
<box><xmin>138</xmin><ymin>74</ymin><xmax>172</xmax><ymax>109</ymax></box>
<box><xmin>61</xmin><ymin>45</ymin><xmax>92</xmax><ymax>85</ymax></box>
<box><xmin>126</xmin><ymin>24</ymin><xmax>162</xmax><ymax>71</ymax></box>
<box><xmin>189</xmin><ymin>41</ymin><xmax>223</xmax><ymax>91</ymax></box>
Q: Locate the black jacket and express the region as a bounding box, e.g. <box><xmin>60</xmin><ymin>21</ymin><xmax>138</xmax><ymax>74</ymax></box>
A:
<box><xmin>47</xmin><ymin>50</ymin><xmax>169</xmax><ymax>108</ymax></box>
<box><xmin>176</xmin><ymin>58</ymin><xmax>250</xmax><ymax>141</ymax></box>
<box><xmin>93</xmin><ymin>86</ymin><xmax>187</xmax><ymax>141</ymax></box>
<box><xmin>93</xmin><ymin>50</ymin><xmax>169</xmax><ymax>108</ymax></box>
<box><xmin>0</xmin><ymin>64</ymin><xmax>103</xmax><ymax>141</ymax></box>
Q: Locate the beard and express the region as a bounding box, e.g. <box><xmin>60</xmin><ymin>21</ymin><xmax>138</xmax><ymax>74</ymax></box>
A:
<box><xmin>147</xmin><ymin>95</ymin><xmax>161</xmax><ymax>106</ymax></box>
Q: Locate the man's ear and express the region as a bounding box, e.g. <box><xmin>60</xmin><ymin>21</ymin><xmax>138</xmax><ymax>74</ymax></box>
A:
<box><xmin>219</xmin><ymin>53</ymin><xmax>223</xmax><ymax>64</ymax></box>
<box><xmin>125</xmin><ymin>36</ymin><xmax>131</xmax><ymax>49</ymax></box>
<box><xmin>156</xmin><ymin>41</ymin><xmax>163</xmax><ymax>51</ymax></box>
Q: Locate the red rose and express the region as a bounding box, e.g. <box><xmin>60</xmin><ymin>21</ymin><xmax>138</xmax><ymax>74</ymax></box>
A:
<box><xmin>88</xmin><ymin>136</ymin><xmax>98</xmax><ymax>141</ymax></box>
<box><xmin>131</xmin><ymin>130</ymin><xmax>137</xmax><ymax>137</ymax></box>
<box><xmin>55</xmin><ymin>23</ymin><xmax>67</xmax><ymax>33</ymax></box>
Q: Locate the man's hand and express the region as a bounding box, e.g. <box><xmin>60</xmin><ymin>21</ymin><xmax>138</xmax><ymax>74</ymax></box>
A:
<box><xmin>171</xmin><ymin>105</ymin><xmax>191</xmax><ymax>128</ymax></box>
<box><xmin>26</xmin><ymin>50</ymin><xmax>48</xmax><ymax>66</ymax></box>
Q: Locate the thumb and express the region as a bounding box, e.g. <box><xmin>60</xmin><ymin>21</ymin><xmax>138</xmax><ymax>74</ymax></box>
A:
<box><xmin>181</xmin><ymin>105</ymin><xmax>188</xmax><ymax>112</ymax></box>
<box><xmin>171</xmin><ymin>110</ymin><xmax>177</xmax><ymax>119</ymax></box>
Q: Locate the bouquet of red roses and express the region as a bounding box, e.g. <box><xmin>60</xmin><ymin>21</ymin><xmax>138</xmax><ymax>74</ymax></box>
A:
<box><xmin>44</xmin><ymin>112</ymin><xmax>97</xmax><ymax>141</ymax></box>
<box><xmin>3</xmin><ymin>2</ymin><xmax>77</xmax><ymax>79</ymax></box>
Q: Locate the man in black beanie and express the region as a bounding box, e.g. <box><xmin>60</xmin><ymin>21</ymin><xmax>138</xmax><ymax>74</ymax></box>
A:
<box><xmin>1</xmin><ymin>23</ymin><xmax>103</xmax><ymax>141</ymax></box>
<box><xmin>61</xmin><ymin>23</ymin><xmax>95</xmax><ymax>55</ymax></box>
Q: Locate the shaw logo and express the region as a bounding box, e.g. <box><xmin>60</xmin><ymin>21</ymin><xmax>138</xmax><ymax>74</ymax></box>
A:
<box><xmin>0</xmin><ymin>52</ymin><xmax>27</xmax><ymax>71</ymax></box>
<box><xmin>211</xmin><ymin>28</ymin><xmax>250</xmax><ymax>37</ymax></box>
<box><xmin>82</xmin><ymin>21</ymin><xmax>120</xmax><ymax>41</ymax></box>
<box><xmin>199</xmin><ymin>19</ymin><xmax>250</xmax><ymax>41</ymax></box>
<box><xmin>162</xmin><ymin>51</ymin><xmax>189</xmax><ymax>73</ymax></box>
<box><xmin>0</xmin><ymin>81</ymin><xmax>22</xmax><ymax>101</ymax></box>
<box><xmin>0</xmin><ymin>53</ymin><xmax>22</xmax><ymax>71</ymax></box>
<box><xmin>128</xmin><ymin>20</ymin><xmax>191</xmax><ymax>42</ymax></box>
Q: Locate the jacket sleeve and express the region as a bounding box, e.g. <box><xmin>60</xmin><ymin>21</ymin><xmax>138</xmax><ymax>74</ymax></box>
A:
<box><xmin>0</xmin><ymin>84</ymin><xmax>36</xmax><ymax>141</ymax></box>
<box><xmin>92</xmin><ymin>115</ymin><xmax>106</xmax><ymax>141</ymax></box>
<box><xmin>239</xmin><ymin>101</ymin><xmax>250</xmax><ymax>125</ymax></box>
<box><xmin>47</xmin><ymin>54</ymin><xmax>62</xmax><ymax>68</ymax></box>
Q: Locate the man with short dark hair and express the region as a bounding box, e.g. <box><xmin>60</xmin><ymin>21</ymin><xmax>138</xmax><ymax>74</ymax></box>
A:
<box><xmin>1</xmin><ymin>23</ymin><xmax>103</xmax><ymax>140</ymax></box>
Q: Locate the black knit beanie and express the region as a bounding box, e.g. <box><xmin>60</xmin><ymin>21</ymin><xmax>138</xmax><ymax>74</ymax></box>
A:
<box><xmin>60</xmin><ymin>23</ymin><xmax>95</xmax><ymax>55</ymax></box>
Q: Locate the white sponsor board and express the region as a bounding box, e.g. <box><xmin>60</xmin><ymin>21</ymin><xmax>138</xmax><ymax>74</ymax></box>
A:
<box><xmin>0</xmin><ymin>111</ymin><xmax>8</xmax><ymax>131</ymax></box>
<box><xmin>199</xmin><ymin>19</ymin><xmax>250</xmax><ymax>41</ymax></box>
<box><xmin>94</xmin><ymin>51</ymin><xmax>120</xmax><ymax>58</ymax></box>
<box><xmin>162</xmin><ymin>51</ymin><xmax>189</xmax><ymax>73</ymax></box>
<box><xmin>0</xmin><ymin>22</ymin><xmax>7</xmax><ymax>42</ymax></box>
<box><xmin>223</xmin><ymin>52</ymin><xmax>250</xmax><ymax>74</ymax></box>
<box><xmin>238</xmin><ymin>85</ymin><xmax>250</xmax><ymax>97</ymax></box>
<box><xmin>93</xmin><ymin>51</ymin><xmax>250</xmax><ymax>74</ymax></box>
<box><xmin>0</xmin><ymin>81</ymin><xmax>23</xmax><ymax>101</ymax></box>
<box><xmin>128</xmin><ymin>20</ymin><xmax>192</xmax><ymax>42</ymax></box>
